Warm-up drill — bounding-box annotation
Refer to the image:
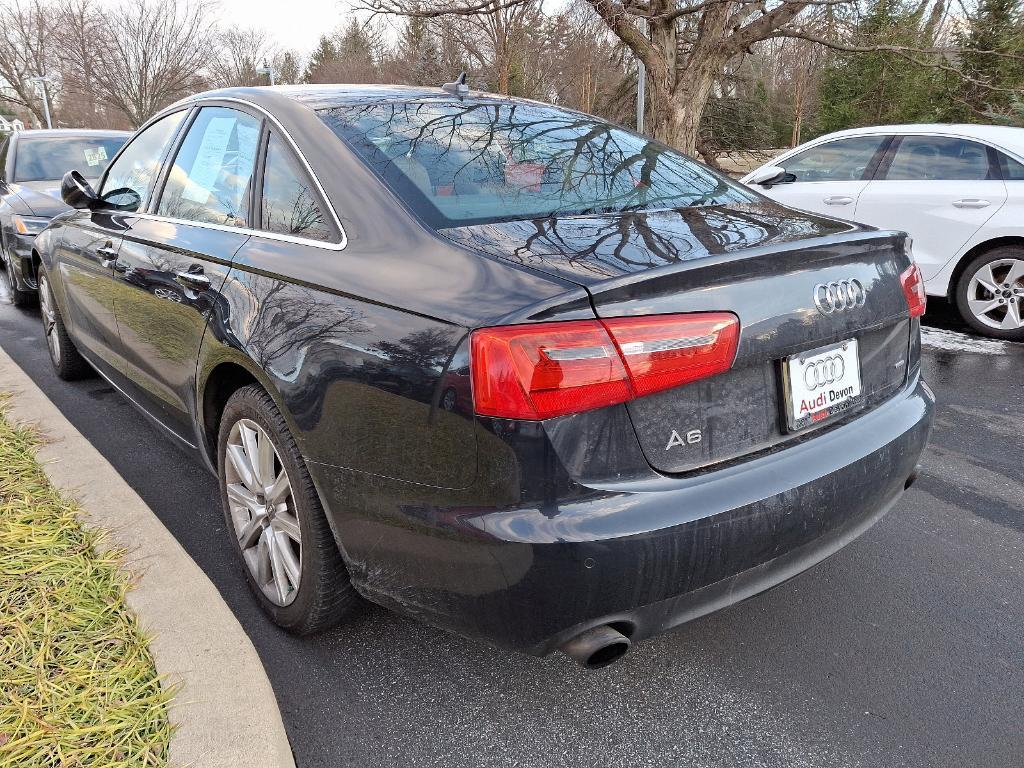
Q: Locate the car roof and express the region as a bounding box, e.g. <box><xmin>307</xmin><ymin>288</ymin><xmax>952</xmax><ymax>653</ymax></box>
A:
<box><xmin>817</xmin><ymin>123</ymin><xmax>1024</xmax><ymax>150</ymax></box>
<box><xmin>175</xmin><ymin>83</ymin><xmax>546</xmax><ymax>113</ymax></box>
<box><xmin>15</xmin><ymin>128</ymin><xmax>131</xmax><ymax>140</ymax></box>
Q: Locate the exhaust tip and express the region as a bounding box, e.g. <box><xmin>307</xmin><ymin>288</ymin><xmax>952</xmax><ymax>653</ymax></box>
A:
<box><xmin>560</xmin><ymin>625</ymin><xmax>631</xmax><ymax>670</ymax></box>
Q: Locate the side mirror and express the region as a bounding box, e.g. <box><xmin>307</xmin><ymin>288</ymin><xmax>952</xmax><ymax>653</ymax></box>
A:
<box><xmin>61</xmin><ymin>170</ymin><xmax>99</xmax><ymax>209</ymax></box>
<box><xmin>747</xmin><ymin>164</ymin><xmax>791</xmax><ymax>188</ymax></box>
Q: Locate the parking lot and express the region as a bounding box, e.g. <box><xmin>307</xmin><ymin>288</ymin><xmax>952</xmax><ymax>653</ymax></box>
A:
<box><xmin>1</xmin><ymin>279</ymin><xmax>1021</xmax><ymax>768</ymax></box>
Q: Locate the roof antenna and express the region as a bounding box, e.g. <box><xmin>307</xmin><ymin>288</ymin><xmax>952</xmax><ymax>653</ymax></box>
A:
<box><xmin>441</xmin><ymin>72</ymin><xmax>469</xmax><ymax>99</ymax></box>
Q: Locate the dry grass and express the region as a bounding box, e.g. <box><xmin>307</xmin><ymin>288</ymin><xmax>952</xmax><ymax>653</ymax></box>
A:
<box><xmin>0</xmin><ymin>397</ymin><xmax>172</xmax><ymax>767</ymax></box>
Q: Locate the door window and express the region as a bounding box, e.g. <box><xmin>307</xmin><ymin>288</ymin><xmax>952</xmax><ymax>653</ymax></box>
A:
<box><xmin>884</xmin><ymin>136</ymin><xmax>994</xmax><ymax>181</ymax></box>
<box><xmin>158</xmin><ymin>107</ymin><xmax>261</xmax><ymax>227</ymax></box>
<box><xmin>999</xmin><ymin>151</ymin><xmax>1024</xmax><ymax>180</ymax></box>
<box><xmin>781</xmin><ymin>136</ymin><xmax>888</xmax><ymax>182</ymax></box>
<box><xmin>101</xmin><ymin>110</ymin><xmax>187</xmax><ymax>211</ymax></box>
<box><xmin>0</xmin><ymin>135</ymin><xmax>9</xmax><ymax>181</ymax></box>
<box><xmin>259</xmin><ymin>134</ymin><xmax>334</xmax><ymax>242</ymax></box>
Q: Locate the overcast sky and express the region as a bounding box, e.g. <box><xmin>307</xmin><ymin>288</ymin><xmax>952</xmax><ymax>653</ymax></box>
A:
<box><xmin>217</xmin><ymin>0</ymin><xmax>358</xmax><ymax>59</ymax></box>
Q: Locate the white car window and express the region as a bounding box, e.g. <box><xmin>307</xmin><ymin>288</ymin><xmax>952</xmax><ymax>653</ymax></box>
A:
<box><xmin>999</xmin><ymin>151</ymin><xmax>1024</xmax><ymax>180</ymax></box>
<box><xmin>781</xmin><ymin>136</ymin><xmax>887</xmax><ymax>182</ymax></box>
<box><xmin>884</xmin><ymin>136</ymin><xmax>993</xmax><ymax>181</ymax></box>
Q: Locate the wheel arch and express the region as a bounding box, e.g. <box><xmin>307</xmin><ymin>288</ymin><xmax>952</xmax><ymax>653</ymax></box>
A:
<box><xmin>198</xmin><ymin>356</ymin><xmax>279</xmax><ymax>472</ymax></box>
<box><xmin>947</xmin><ymin>236</ymin><xmax>1024</xmax><ymax>300</ymax></box>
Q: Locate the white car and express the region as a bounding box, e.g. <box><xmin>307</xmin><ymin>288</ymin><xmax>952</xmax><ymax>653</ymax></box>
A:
<box><xmin>743</xmin><ymin>124</ymin><xmax>1024</xmax><ymax>340</ymax></box>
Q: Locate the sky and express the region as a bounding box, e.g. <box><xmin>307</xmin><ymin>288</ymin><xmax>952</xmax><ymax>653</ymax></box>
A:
<box><xmin>216</xmin><ymin>0</ymin><xmax>359</xmax><ymax>58</ymax></box>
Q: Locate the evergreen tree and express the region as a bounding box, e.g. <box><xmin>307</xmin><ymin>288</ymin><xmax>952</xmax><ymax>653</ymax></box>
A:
<box><xmin>304</xmin><ymin>35</ymin><xmax>340</xmax><ymax>83</ymax></box>
<box><xmin>958</xmin><ymin>0</ymin><xmax>1024</xmax><ymax>115</ymax></box>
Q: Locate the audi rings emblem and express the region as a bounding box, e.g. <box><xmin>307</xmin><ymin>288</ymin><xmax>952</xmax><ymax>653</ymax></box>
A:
<box><xmin>803</xmin><ymin>354</ymin><xmax>846</xmax><ymax>390</ymax></box>
<box><xmin>813</xmin><ymin>279</ymin><xmax>866</xmax><ymax>314</ymax></box>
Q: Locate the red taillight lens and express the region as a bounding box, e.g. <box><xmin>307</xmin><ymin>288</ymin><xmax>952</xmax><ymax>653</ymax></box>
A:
<box><xmin>603</xmin><ymin>313</ymin><xmax>740</xmax><ymax>397</ymax></box>
<box><xmin>900</xmin><ymin>263</ymin><xmax>927</xmax><ymax>318</ymax></box>
<box><xmin>471</xmin><ymin>313</ymin><xmax>739</xmax><ymax>420</ymax></box>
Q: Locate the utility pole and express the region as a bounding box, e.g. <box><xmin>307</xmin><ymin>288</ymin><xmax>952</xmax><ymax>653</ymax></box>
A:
<box><xmin>29</xmin><ymin>75</ymin><xmax>53</xmax><ymax>129</ymax></box>
<box><xmin>256</xmin><ymin>61</ymin><xmax>277</xmax><ymax>86</ymax></box>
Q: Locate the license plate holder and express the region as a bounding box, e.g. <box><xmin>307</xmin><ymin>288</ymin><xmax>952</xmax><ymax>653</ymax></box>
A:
<box><xmin>782</xmin><ymin>339</ymin><xmax>863</xmax><ymax>432</ymax></box>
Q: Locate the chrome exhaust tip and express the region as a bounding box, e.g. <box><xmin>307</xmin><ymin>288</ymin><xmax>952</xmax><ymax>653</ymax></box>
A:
<box><xmin>560</xmin><ymin>625</ymin><xmax>631</xmax><ymax>669</ymax></box>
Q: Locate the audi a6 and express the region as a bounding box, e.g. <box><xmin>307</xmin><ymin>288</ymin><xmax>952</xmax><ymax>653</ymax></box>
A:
<box><xmin>32</xmin><ymin>84</ymin><xmax>933</xmax><ymax>668</ymax></box>
<box><xmin>0</xmin><ymin>128</ymin><xmax>129</xmax><ymax>306</ymax></box>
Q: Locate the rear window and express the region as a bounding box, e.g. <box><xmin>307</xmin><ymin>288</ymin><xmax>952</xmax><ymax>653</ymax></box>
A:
<box><xmin>15</xmin><ymin>136</ymin><xmax>126</xmax><ymax>182</ymax></box>
<box><xmin>318</xmin><ymin>101</ymin><xmax>756</xmax><ymax>227</ymax></box>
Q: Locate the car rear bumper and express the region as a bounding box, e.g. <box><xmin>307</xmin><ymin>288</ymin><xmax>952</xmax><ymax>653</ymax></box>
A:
<box><xmin>312</xmin><ymin>374</ymin><xmax>933</xmax><ymax>656</ymax></box>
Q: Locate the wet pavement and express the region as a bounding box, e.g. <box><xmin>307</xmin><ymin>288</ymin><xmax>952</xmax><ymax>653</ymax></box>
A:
<box><xmin>1</xmin><ymin>276</ymin><xmax>1021</xmax><ymax>768</ymax></box>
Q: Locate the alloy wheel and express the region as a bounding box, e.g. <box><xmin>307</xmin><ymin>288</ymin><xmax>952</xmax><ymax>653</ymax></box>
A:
<box><xmin>224</xmin><ymin>418</ymin><xmax>301</xmax><ymax>606</ymax></box>
<box><xmin>38</xmin><ymin>273</ymin><xmax>61</xmax><ymax>365</ymax></box>
<box><xmin>966</xmin><ymin>259</ymin><xmax>1024</xmax><ymax>331</ymax></box>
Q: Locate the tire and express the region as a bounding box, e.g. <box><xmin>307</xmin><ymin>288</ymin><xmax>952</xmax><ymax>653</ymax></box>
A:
<box><xmin>955</xmin><ymin>246</ymin><xmax>1024</xmax><ymax>341</ymax></box>
<box><xmin>38</xmin><ymin>269</ymin><xmax>92</xmax><ymax>380</ymax></box>
<box><xmin>217</xmin><ymin>384</ymin><xmax>358</xmax><ymax>634</ymax></box>
<box><xmin>2</xmin><ymin>250</ymin><xmax>36</xmax><ymax>308</ymax></box>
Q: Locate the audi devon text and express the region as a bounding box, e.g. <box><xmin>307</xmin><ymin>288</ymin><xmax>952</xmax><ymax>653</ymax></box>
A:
<box><xmin>32</xmin><ymin>84</ymin><xmax>933</xmax><ymax>667</ymax></box>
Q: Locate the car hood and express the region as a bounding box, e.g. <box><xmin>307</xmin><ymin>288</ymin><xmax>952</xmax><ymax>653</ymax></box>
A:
<box><xmin>438</xmin><ymin>202</ymin><xmax>863</xmax><ymax>286</ymax></box>
<box><xmin>8</xmin><ymin>181</ymin><xmax>70</xmax><ymax>217</ymax></box>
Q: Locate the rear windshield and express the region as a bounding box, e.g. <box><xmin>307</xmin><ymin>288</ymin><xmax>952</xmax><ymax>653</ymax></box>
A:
<box><xmin>318</xmin><ymin>101</ymin><xmax>756</xmax><ymax>227</ymax></box>
<box><xmin>14</xmin><ymin>136</ymin><xmax>126</xmax><ymax>182</ymax></box>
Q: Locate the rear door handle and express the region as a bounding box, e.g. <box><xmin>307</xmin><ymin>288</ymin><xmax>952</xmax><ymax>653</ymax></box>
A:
<box><xmin>824</xmin><ymin>196</ymin><xmax>854</xmax><ymax>206</ymax></box>
<box><xmin>952</xmin><ymin>198</ymin><xmax>990</xmax><ymax>209</ymax></box>
<box><xmin>97</xmin><ymin>244</ymin><xmax>118</xmax><ymax>268</ymax></box>
<box><xmin>174</xmin><ymin>267</ymin><xmax>211</xmax><ymax>290</ymax></box>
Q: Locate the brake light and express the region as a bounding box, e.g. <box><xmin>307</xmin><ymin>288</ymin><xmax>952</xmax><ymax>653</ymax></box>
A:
<box><xmin>471</xmin><ymin>313</ymin><xmax>739</xmax><ymax>420</ymax></box>
<box><xmin>900</xmin><ymin>263</ymin><xmax>927</xmax><ymax>318</ymax></box>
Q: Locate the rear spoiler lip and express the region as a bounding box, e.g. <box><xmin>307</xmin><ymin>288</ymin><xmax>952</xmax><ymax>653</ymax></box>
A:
<box><xmin>578</xmin><ymin>229</ymin><xmax>910</xmax><ymax>303</ymax></box>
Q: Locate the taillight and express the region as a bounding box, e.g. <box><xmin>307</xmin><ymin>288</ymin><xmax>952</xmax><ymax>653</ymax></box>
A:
<box><xmin>900</xmin><ymin>263</ymin><xmax>927</xmax><ymax>318</ymax></box>
<box><xmin>471</xmin><ymin>313</ymin><xmax>739</xmax><ymax>420</ymax></box>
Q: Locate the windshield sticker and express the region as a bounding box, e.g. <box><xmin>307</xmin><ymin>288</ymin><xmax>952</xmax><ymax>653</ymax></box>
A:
<box><xmin>83</xmin><ymin>148</ymin><xmax>100</xmax><ymax>167</ymax></box>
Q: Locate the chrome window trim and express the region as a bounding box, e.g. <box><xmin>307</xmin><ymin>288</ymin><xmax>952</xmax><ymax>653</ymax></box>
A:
<box><xmin>127</xmin><ymin>211</ymin><xmax>346</xmax><ymax>251</ymax></box>
<box><xmin>129</xmin><ymin>96</ymin><xmax>348</xmax><ymax>251</ymax></box>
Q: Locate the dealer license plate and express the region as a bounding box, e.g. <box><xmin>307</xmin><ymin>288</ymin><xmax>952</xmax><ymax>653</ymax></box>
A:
<box><xmin>784</xmin><ymin>340</ymin><xmax>862</xmax><ymax>431</ymax></box>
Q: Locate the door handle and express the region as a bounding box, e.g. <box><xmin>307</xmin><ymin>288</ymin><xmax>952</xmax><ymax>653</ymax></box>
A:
<box><xmin>97</xmin><ymin>244</ymin><xmax>118</xmax><ymax>268</ymax></box>
<box><xmin>824</xmin><ymin>196</ymin><xmax>854</xmax><ymax>206</ymax></box>
<box><xmin>174</xmin><ymin>267</ymin><xmax>211</xmax><ymax>290</ymax></box>
<box><xmin>952</xmin><ymin>198</ymin><xmax>990</xmax><ymax>209</ymax></box>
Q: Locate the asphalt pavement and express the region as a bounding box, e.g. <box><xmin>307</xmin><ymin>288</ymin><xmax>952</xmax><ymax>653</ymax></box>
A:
<box><xmin>1</xmin><ymin>279</ymin><xmax>1021</xmax><ymax>768</ymax></box>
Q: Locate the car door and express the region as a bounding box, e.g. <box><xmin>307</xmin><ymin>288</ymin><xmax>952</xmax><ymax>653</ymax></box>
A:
<box><xmin>754</xmin><ymin>135</ymin><xmax>891</xmax><ymax>217</ymax></box>
<box><xmin>852</xmin><ymin>134</ymin><xmax>1008</xmax><ymax>282</ymax></box>
<box><xmin>110</xmin><ymin>105</ymin><xmax>260</xmax><ymax>442</ymax></box>
<box><xmin>52</xmin><ymin>110</ymin><xmax>188</xmax><ymax>377</ymax></box>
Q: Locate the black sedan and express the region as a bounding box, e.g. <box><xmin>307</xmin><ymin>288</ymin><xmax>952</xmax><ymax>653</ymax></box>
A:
<box><xmin>32</xmin><ymin>85</ymin><xmax>933</xmax><ymax>668</ymax></box>
<box><xmin>0</xmin><ymin>129</ymin><xmax>128</xmax><ymax>305</ymax></box>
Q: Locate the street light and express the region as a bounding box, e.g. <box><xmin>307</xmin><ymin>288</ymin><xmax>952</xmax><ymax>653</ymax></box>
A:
<box><xmin>28</xmin><ymin>75</ymin><xmax>53</xmax><ymax>129</ymax></box>
<box><xmin>256</xmin><ymin>61</ymin><xmax>276</xmax><ymax>87</ymax></box>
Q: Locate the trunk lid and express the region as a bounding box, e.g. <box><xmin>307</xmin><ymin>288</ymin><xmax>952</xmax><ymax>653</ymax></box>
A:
<box><xmin>442</xmin><ymin>202</ymin><xmax>914</xmax><ymax>473</ymax></box>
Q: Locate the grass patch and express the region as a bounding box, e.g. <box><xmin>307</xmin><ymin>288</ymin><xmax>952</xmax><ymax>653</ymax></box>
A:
<box><xmin>0</xmin><ymin>397</ymin><xmax>172</xmax><ymax>767</ymax></box>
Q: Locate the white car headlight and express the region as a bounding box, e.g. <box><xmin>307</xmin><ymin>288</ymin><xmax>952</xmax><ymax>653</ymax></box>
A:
<box><xmin>12</xmin><ymin>215</ymin><xmax>50</xmax><ymax>235</ymax></box>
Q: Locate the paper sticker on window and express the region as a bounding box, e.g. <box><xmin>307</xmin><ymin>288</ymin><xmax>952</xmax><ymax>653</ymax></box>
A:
<box><xmin>84</xmin><ymin>148</ymin><xmax>100</xmax><ymax>167</ymax></box>
<box><xmin>97</xmin><ymin>146</ymin><xmax>107</xmax><ymax>161</ymax></box>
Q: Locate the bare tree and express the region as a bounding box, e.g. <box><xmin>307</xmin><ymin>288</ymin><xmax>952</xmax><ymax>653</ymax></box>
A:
<box><xmin>86</xmin><ymin>0</ymin><xmax>216</xmax><ymax>127</ymax></box>
<box><xmin>211</xmin><ymin>27</ymin><xmax>279</xmax><ymax>88</ymax></box>
<box><xmin>0</xmin><ymin>0</ymin><xmax>61</xmax><ymax>127</ymax></box>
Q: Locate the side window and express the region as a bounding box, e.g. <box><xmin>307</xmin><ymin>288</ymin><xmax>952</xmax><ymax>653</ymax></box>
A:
<box><xmin>0</xmin><ymin>135</ymin><xmax>9</xmax><ymax>181</ymax></box>
<box><xmin>259</xmin><ymin>134</ymin><xmax>334</xmax><ymax>242</ymax></box>
<box><xmin>999</xmin><ymin>151</ymin><xmax>1024</xmax><ymax>180</ymax></box>
<box><xmin>158</xmin><ymin>107</ymin><xmax>261</xmax><ymax>227</ymax></box>
<box><xmin>782</xmin><ymin>136</ymin><xmax>888</xmax><ymax>182</ymax></box>
<box><xmin>101</xmin><ymin>110</ymin><xmax>187</xmax><ymax>210</ymax></box>
<box><xmin>884</xmin><ymin>136</ymin><xmax>993</xmax><ymax>181</ymax></box>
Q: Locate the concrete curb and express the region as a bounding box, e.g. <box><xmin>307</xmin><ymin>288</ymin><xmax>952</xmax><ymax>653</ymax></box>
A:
<box><xmin>0</xmin><ymin>346</ymin><xmax>296</xmax><ymax>768</ymax></box>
